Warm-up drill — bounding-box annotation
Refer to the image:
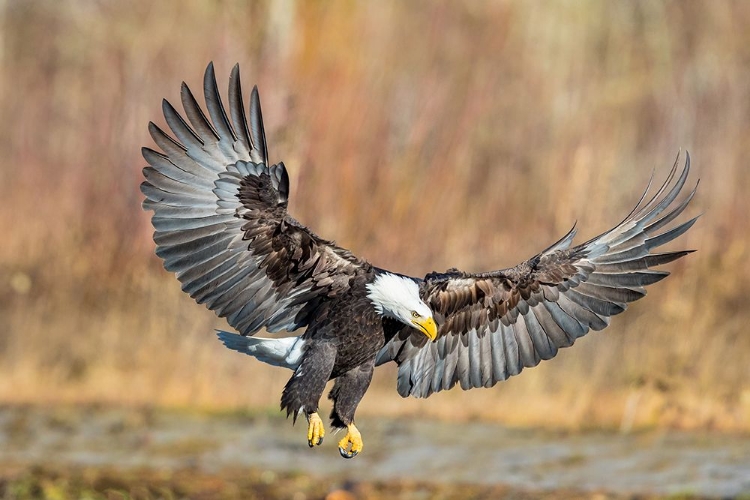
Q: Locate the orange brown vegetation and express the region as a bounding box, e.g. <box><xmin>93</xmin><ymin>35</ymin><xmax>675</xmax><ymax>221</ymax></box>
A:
<box><xmin>1</xmin><ymin>1</ymin><xmax>748</xmax><ymax>431</ymax></box>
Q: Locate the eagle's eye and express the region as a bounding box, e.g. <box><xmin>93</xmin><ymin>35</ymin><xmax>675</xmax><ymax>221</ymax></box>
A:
<box><xmin>411</xmin><ymin>311</ymin><xmax>420</xmax><ymax>318</ymax></box>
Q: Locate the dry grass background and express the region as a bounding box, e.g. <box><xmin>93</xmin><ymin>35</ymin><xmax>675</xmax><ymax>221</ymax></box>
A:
<box><xmin>1</xmin><ymin>0</ymin><xmax>748</xmax><ymax>432</ymax></box>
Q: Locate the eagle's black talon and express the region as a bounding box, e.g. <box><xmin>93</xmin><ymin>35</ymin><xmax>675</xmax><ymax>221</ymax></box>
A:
<box><xmin>339</xmin><ymin>446</ymin><xmax>358</xmax><ymax>459</ymax></box>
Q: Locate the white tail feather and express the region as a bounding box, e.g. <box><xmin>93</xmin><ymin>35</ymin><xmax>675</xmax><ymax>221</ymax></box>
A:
<box><xmin>216</xmin><ymin>330</ymin><xmax>305</xmax><ymax>369</ymax></box>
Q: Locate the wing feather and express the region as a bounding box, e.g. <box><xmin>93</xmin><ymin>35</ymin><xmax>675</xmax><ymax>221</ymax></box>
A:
<box><xmin>180</xmin><ymin>82</ymin><xmax>220</xmax><ymax>143</ymax></box>
<box><xmin>249</xmin><ymin>86</ymin><xmax>269</xmax><ymax>164</ymax></box>
<box><xmin>501</xmin><ymin>321</ymin><xmax>522</xmax><ymax>377</ymax></box>
<box><xmin>377</xmin><ymin>154</ymin><xmax>698</xmax><ymax>397</ymax></box>
<box><xmin>202</xmin><ymin>62</ymin><xmax>238</xmax><ymax>152</ymax></box>
<box><xmin>228</xmin><ymin>64</ymin><xmax>253</xmax><ymax>155</ymax></box>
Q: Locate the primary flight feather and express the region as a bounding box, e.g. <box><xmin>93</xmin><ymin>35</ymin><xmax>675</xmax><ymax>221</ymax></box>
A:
<box><xmin>141</xmin><ymin>63</ymin><xmax>698</xmax><ymax>458</ymax></box>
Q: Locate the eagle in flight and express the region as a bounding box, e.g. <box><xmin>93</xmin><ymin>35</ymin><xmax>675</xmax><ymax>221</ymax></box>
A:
<box><xmin>141</xmin><ymin>63</ymin><xmax>698</xmax><ymax>458</ymax></box>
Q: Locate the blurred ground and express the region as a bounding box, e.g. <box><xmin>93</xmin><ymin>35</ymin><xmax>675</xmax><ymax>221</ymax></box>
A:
<box><xmin>1</xmin><ymin>406</ymin><xmax>747</xmax><ymax>499</ymax></box>
<box><xmin>0</xmin><ymin>465</ymin><xmax>694</xmax><ymax>500</ymax></box>
<box><xmin>0</xmin><ymin>0</ymin><xmax>749</xmax><ymax>455</ymax></box>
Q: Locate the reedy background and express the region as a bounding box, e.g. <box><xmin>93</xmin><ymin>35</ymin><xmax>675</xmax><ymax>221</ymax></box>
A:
<box><xmin>1</xmin><ymin>0</ymin><xmax>747</xmax><ymax>432</ymax></box>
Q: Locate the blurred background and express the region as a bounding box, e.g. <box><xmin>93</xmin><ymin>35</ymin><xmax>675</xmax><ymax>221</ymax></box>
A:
<box><xmin>1</xmin><ymin>0</ymin><xmax>749</xmax><ymax>498</ymax></box>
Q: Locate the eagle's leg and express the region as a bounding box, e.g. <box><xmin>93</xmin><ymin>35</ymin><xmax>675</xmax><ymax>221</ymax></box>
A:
<box><xmin>280</xmin><ymin>341</ymin><xmax>336</xmax><ymax>448</ymax></box>
<box><xmin>328</xmin><ymin>361</ymin><xmax>374</xmax><ymax>459</ymax></box>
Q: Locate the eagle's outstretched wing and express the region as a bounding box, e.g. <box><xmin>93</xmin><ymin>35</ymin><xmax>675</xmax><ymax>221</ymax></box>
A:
<box><xmin>141</xmin><ymin>63</ymin><xmax>364</xmax><ymax>336</ymax></box>
<box><xmin>376</xmin><ymin>154</ymin><xmax>698</xmax><ymax>398</ymax></box>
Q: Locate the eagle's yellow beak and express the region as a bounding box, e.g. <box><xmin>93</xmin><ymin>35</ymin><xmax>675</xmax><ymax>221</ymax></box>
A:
<box><xmin>412</xmin><ymin>316</ymin><xmax>438</xmax><ymax>341</ymax></box>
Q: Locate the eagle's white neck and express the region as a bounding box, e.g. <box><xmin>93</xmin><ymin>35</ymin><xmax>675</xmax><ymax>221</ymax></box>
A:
<box><xmin>366</xmin><ymin>273</ymin><xmax>431</xmax><ymax>321</ymax></box>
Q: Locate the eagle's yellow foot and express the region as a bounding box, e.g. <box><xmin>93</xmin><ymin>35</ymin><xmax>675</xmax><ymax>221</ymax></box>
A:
<box><xmin>337</xmin><ymin>423</ymin><xmax>363</xmax><ymax>459</ymax></box>
<box><xmin>306</xmin><ymin>412</ymin><xmax>325</xmax><ymax>447</ymax></box>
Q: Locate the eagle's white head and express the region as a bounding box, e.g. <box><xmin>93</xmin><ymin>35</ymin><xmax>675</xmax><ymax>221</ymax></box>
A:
<box><xmin>366</xmin><ymin>272</ymin><xmax>438</xmax><ymax>340</ymax></box>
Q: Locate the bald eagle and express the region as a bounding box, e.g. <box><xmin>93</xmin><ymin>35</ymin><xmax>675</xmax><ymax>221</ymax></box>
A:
<box><xmin>141</xmin><ymin>63</ymin><xmax>698</xmax><ymax>458</ymax></box>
